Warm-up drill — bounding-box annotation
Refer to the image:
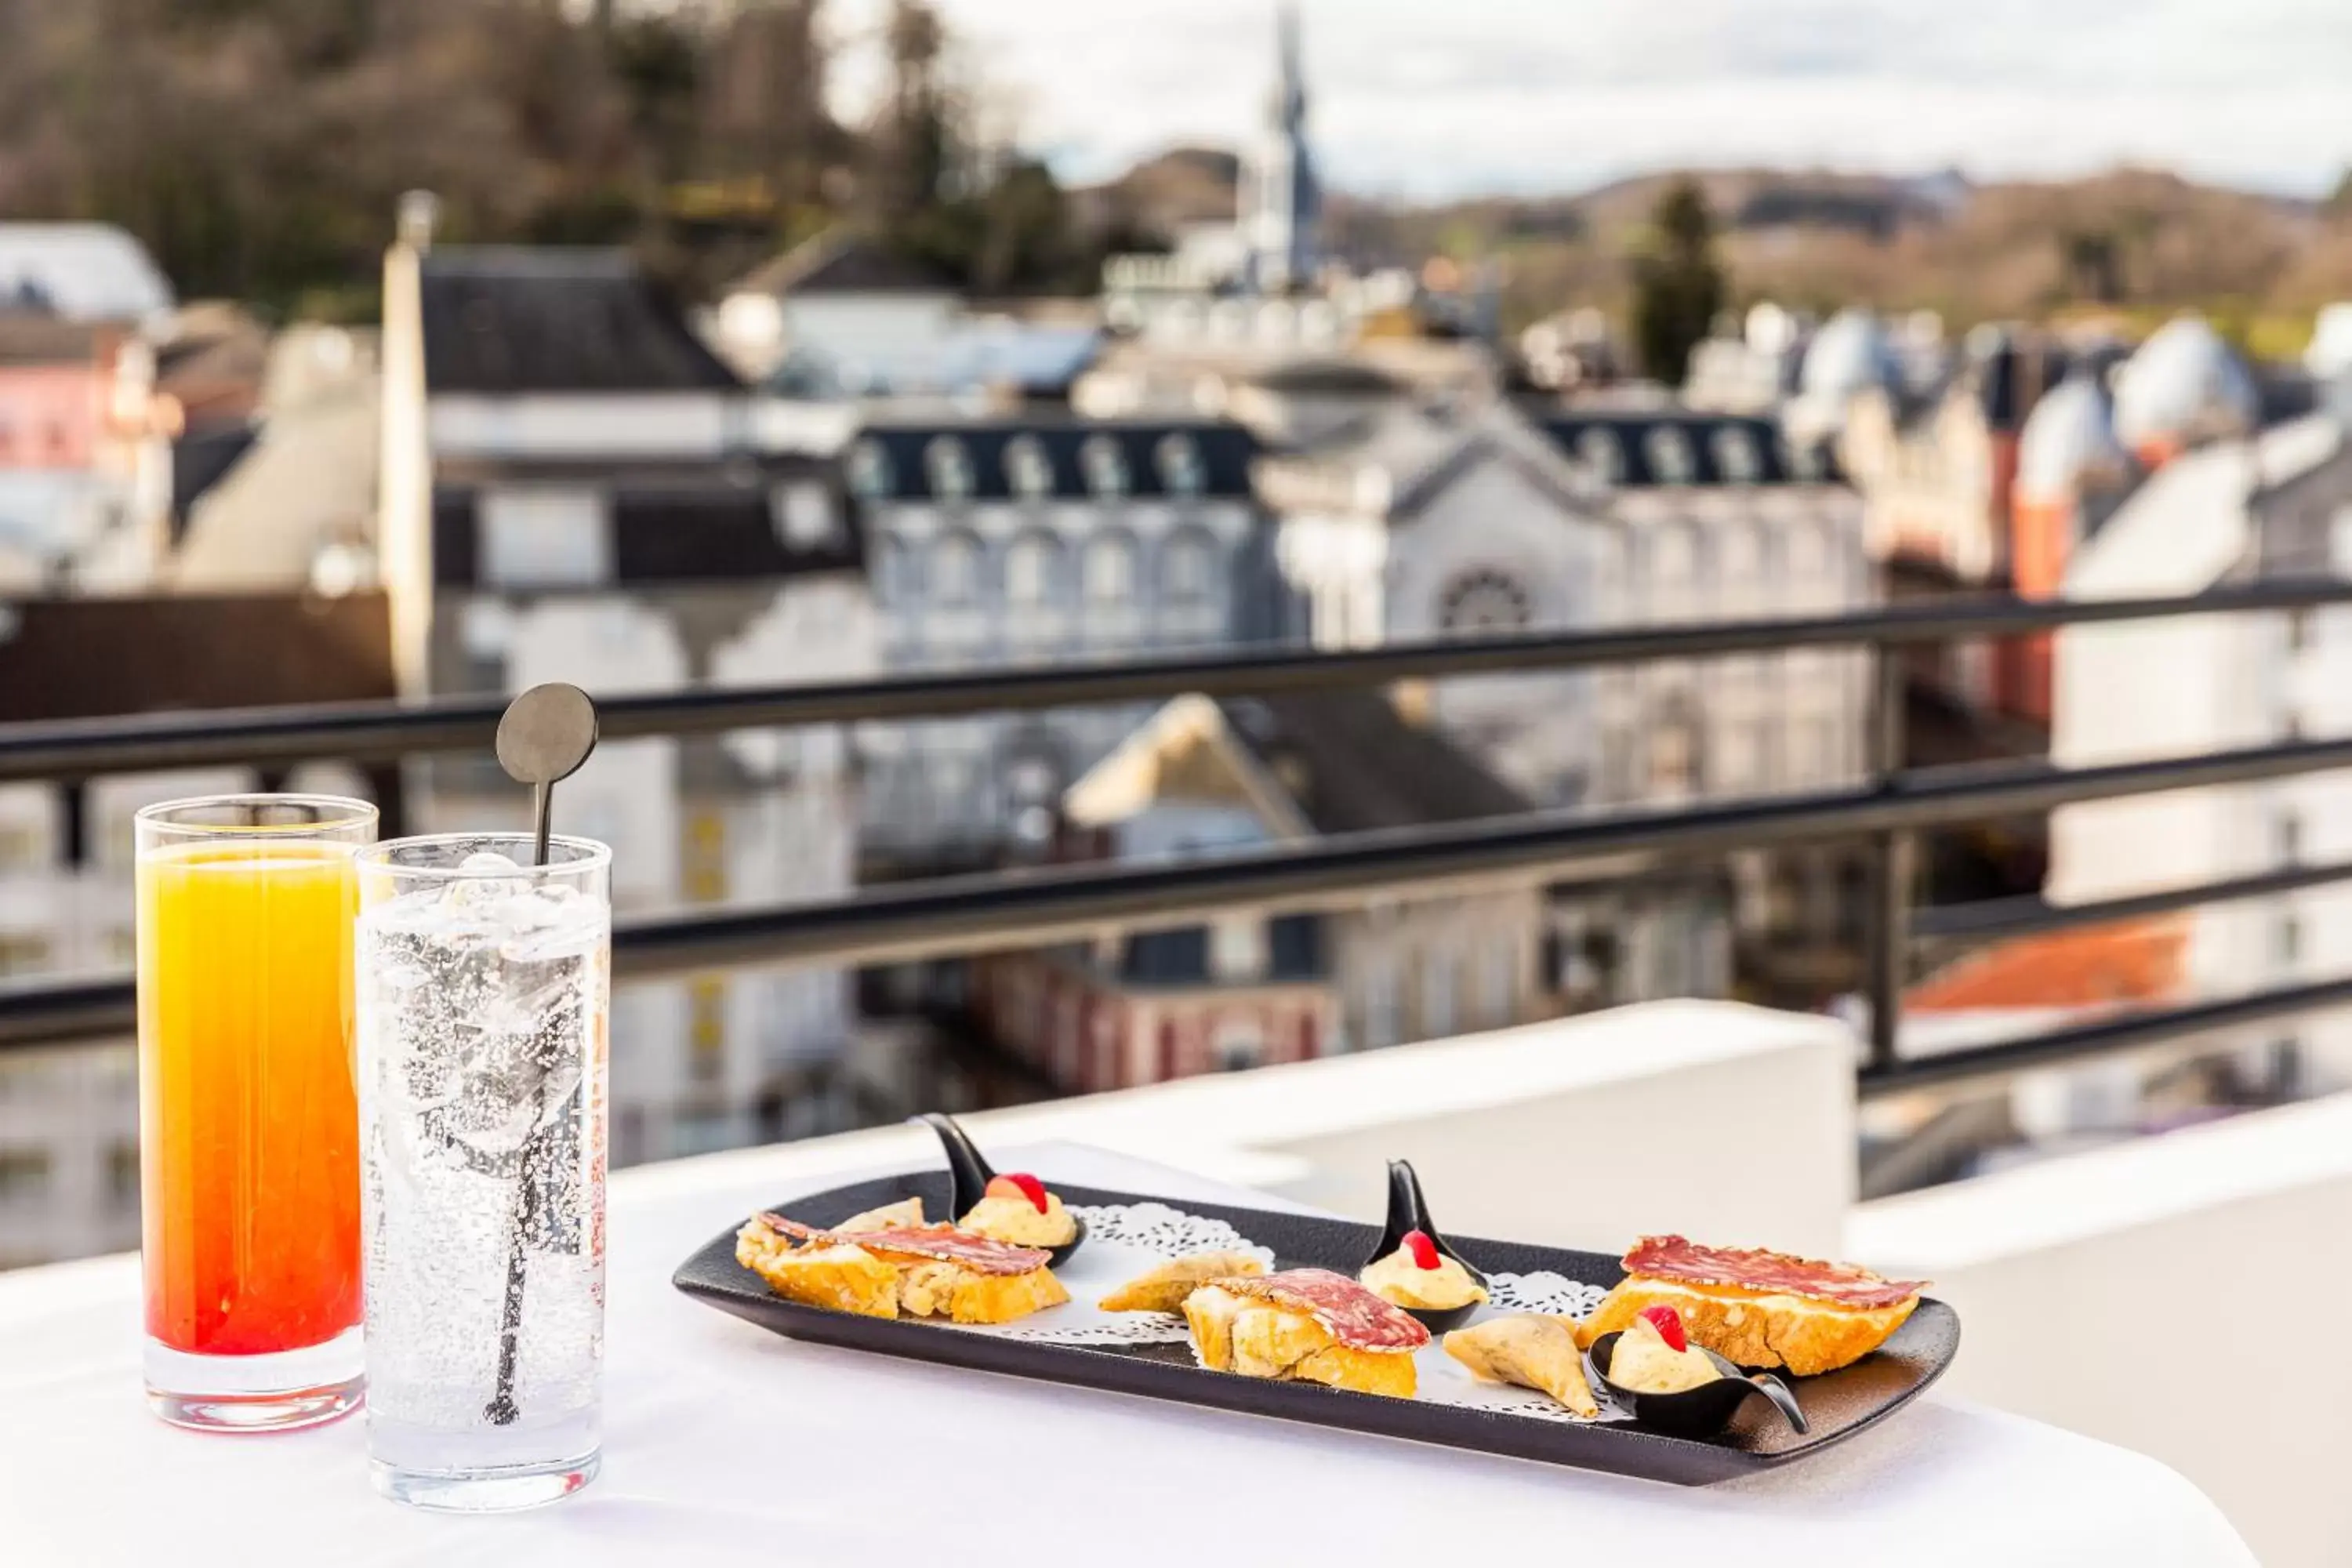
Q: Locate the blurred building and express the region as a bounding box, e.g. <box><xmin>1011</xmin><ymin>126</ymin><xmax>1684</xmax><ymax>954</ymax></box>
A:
<box><xmin>1900</xmin><ymin>401</ymin><xmax>2352</xmax><ymax>1159</ymax></box>
<box><xmin>378</xmin><ymin>201</ymin><xmax>877</xmax><ymax>1163</ymax></box>
<box><xmin>975</xmin><ymin>688</ymin><xmax>1546</xmax><ymax>1086</ymax></box>
<box><xmin>1684</xmin><ymin>303</ymin><xmax>1809</xmax><ymax>416</ymax></box>
<box><xmin>714</xmin><ymin>229</ymin><xmax>964</xmax><ymax>390</ymax></box>
<box><xmin>0</xmin><ymin>313</ymin><xmax>176</xmax><ymax>592</ymax></box>
<box><xmin>845</xmin><ymin>416</ymin><xmax>1272</xmax><ymax>869</ymax></box>
<box><xmin>1261</xmin><ymin>395</ymin><xmax>1866</xmax><ymax>994</ymax></box>
<box><xmin>0</xmin><ymin>224</ymin><xmax>174</xmax><ymax>326</ymax></box>
<box><xmin>165</xmin><ymin>325</ymin><xmax>382</xmax><ymax>592</ymax></box>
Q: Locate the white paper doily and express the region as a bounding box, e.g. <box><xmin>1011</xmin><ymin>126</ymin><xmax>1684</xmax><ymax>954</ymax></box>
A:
<box><xmin>953</xmin><ymin>1202</ymin><xmax>1276</xmax><ymax>1346</ymax></box>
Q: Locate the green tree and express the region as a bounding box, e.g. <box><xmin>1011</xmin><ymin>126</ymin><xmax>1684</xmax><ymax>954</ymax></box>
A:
<box><xmin>1629</xmin><ymin>178</ymin><xmax>1727</xmax><ymax>387</ymax></box>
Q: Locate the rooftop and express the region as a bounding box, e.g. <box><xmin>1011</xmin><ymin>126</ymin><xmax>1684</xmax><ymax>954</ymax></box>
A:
<box><xmin>420</xmin><ymin>249</ymin><xmax>743</xmax><ymax>397</ymax></box>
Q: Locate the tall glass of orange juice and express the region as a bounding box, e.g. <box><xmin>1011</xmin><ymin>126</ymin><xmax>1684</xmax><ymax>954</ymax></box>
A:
<box><xmin>136</xmin><ymin>793</ymin><xmax>376</xmax><ymax>1432</ymax></box>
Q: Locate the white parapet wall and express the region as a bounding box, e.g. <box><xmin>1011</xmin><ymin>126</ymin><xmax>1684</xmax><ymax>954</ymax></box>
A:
<box><xmin>1852</xmin><ymin>1091</ymin><xmax>2352</xmax><ymax>1568</ymax></box>
<box><xmin>659</xmin><ymin>999</ymin><xmax>1863</xmax><ymax>1269</ymax></box>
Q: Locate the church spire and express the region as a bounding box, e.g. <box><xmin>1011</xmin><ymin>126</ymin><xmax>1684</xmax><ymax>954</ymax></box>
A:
<box><xmin>1243</xmin><ymin>1</ymin><xmax>1319</xmax><ymax>295</ymax></box>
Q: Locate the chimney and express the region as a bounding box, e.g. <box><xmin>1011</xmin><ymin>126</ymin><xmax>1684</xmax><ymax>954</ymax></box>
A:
<box><xmin>396</xmin><ymin>191</ymin><xmax>441</xmax><ymax>254</ymax></box>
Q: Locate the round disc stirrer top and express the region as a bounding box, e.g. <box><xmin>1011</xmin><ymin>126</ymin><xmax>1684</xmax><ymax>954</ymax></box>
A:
<box><xmin>484</xmin><ymin>682</ymin><xmax>600</xmax><ymax>1426</ymax></box>
<box><xmin>496</xmin><ymin>682</ymin><xmax>600</xmax><ymax>869</ymax></box>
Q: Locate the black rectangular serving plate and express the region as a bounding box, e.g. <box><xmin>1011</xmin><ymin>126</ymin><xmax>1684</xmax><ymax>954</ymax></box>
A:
<box><xmin>673</xmin><ymin>1170</ymin><xmax>1958</xmax><ymax>1486</ymax></box>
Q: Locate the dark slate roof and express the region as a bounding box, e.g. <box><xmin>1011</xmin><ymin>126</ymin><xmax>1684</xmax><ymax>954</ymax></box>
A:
<box><xmin>420</xmin><ymin>248</ymin><xmax>742</xmax><ymax>395</ymax></box>
<box><xmin>432</xmin><ymin>458</ymin><xmax>862</xmax><ymax>588</ymax></box>
<box><xmin>1217</xmin><ymin>689</ymin><xmax>1529</xmax><ymax>836</ymax></box>
<box><xmin>1246</xmin><ymin>357</ymin><xmax>1407</xmax><ymax>396</ymax></box>
<box><xmin>1536</xmin><ymin>412</ymin><xmax>1837</xmax><ymax>486</ymax></box>
<box><xmin>734</xmin><ymin>230</ymin><xmax>960</xmax><ymax>299</ymax></box>
<box><xmin>170</xmin><ymin>423</ymin><xmax>261</xmax><ymax>537</ymax></box>
<box><xmin>847</xmin><ymin>419</ymin><xmax>1258</xmax><ymax>502</ymax></box>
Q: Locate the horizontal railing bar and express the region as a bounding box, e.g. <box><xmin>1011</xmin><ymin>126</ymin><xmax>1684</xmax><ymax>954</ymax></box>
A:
<box><xmin>9</xmin><ymin>728</ymin><xmax>2352</xmax><ymax>1051</ymax></box>
<box><xmin>1856</xmin><ymin>973</ymin><xmax>2352</xmax><ymax>1098</ymax></box>
<box><xmin>1909</xmin><ymin>858</ymin><xmax>2352</xmax><ymax>942</ymax></box>
<box><xmin>3</xmin><ymin>581</ymin><xmax>2350</xmax><ymax>782</ymax></box>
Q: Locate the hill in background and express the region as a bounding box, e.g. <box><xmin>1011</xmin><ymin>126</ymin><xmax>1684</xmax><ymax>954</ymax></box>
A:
<box><xmin>1098</xmin><ymin>153</ymin><xmax>2352</xmax><ymax>353</ymax></box>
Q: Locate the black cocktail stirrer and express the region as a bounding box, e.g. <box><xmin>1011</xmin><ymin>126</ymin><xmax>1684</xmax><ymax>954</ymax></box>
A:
<box><xmin>484</xmin><ymin>682</ymin><xmax>600</xmax><ymax>1427</ymax></box>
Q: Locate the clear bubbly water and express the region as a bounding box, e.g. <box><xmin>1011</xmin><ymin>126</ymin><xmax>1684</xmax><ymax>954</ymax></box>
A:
<box><xmin>357</xmin><ymin>852</ymin><xmax>610</xmax><ymax>1494</ymax></box>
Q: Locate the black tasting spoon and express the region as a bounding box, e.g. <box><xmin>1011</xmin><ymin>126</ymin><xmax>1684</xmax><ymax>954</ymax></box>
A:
<box><xmin>913</xmin><ymin>1112</ymin><xmax>1088</xmax><ymax>1269</ymax></box>
<box><xmin>1586</xmin><ymin>1331</ymin><xmax>1809</xmax><ymax>1440</ymax></box>
<box><xmin>1353</xmin><ymin>1159</ymin><xmax>1490</xmax><ymax>1335</ymax></box>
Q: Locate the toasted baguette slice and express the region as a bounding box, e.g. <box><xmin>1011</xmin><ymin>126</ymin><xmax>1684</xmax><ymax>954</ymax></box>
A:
<box><xmin>1444</xmin><ymin>1316</ymin><xmax>1598</xmax><ymax>1417</ymax></box>
<box><xmin>1576</xmin><ymin>1276</ymin><xmax>1918</xmax><ymax>1377</ymax></box>
<box><xmin>945</xmin><ymin>1265</ymin><xmax>1069</xmax><ymax>1324</ymax></box>
<box><xmin>1100</xmin><ymin>1251</ymin><xmax>1269</xmax><ymax>1315</ymax></box>
<box><xmin>736</xmin><ymin>1225</ymin><xmax>901</xmax><ymax>1319</ymax></box>
<box><xmin>1182</xmin><ymin>1283</ymin><xmax>1417</xmax><ymax>1398</ymax></box>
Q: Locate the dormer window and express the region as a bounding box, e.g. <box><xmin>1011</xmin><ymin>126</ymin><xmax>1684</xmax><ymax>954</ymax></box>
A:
<box><xmin>1156</xmin><ymin>432</ymin><xmax>1204</xmax><ymax>496</ymax></box>
<box><xmin>1645</xmin><ymin>424</ymin><xmax>1697</xmax><ymax>485</ymax></box>
<box><xmin>1081</xmin><ymin>434</ymin><xmax>1131</xmax><ymax>498</ymax></box>
<box><xmin>1576</xmin><ymin>426</ymin><xmax>1624</xmax><ymax>485</ymax></box>
<box><xmin>1711</xmin><ymin>425</ymin><xmax>1762</xmax><ymax>484</ymax></box>
<box><xmin>1004</xmin><ymin>434</ymin><xmax>1054</xmax><ymax>499</ymax></box>
<box><xmin>925</xmin><ymin>435</ymin><xmax>975</xmax><ymax>502</ymax></box>
<box><xmin>845</xmin><ymin>438</ymin><xmax>895</xmax><ymax>499</ymax></box>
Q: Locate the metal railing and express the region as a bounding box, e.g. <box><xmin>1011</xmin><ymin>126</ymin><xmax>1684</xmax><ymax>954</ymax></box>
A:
<box><xmin>5</xmin><ymin>580</ymin><xmax>2352</xmax><ymax>1100</ymax></box>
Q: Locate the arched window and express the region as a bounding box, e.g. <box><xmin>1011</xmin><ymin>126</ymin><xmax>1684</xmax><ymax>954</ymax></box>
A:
<box><xmin>1159</xmin><ymin>526</ymin><xmax>1217</xmax><ymax>601</ymax></box>
<box><xmin>924</xmin><ymin>435</ymin><xmax>975</xmax><ymax>501</ymax></box>
<box><xmin>1081</xmin><ymin>434</ymin><xmax>1131</xmax><ymax>498</ymax></box>
<box><xmin>1083</xmin><ymin>531</ymin><xmax>1138</xmax><ymax>603</ymax></box>
<box><xmin>1004</xmin><ymin>530</ymin><xmax>1063</xmax><ymax>606</ymax></box>
<box><xmin>931</xmin><ymin>528</ymin><xmax>987</xmax><ymax>604</ymax></box>
<box><xmin>1004</xmin><ymin>434</ymin><xmax>1054</xmax><ymax>499</ymax></box>
<box><xmin>873</xmin><ymin>535</ymin><xmax>919</xmax><ymax>603</ymax></box>
<box><xmin>1155</xmin><ymin>432</ymin><xmax>1204</xmax><ymax>496</ymax></box>
<box><xmin>844</xmin><ymin>437</ymin><xmax>895</xmax><ymax>499</ymax></box>
<box><xmin>1576</xmin><ymin>426</ymin><xmax>1624</xmax><ymax>485</ymax></box>
<box><xmin>1645</xmin><ymin>424</ymin><xmax>1697</xmax><ymax>485</ymax></box>
<box><xmin>1711</xmin><ymin>424</ymin><xmax>1762</xmax><ymax>484</ymax></box>
<box><xmin>1438</xmin><ymin>568</ymin><xmax>1533</xmax><ymax>635</ymax></box>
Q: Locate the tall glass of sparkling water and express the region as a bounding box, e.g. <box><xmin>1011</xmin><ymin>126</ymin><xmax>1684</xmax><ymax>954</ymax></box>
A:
<box><xmin>355</xmin><ymin>833</ymin><xmax>611</xmax><ymax>1512</ymax></box>
<box><xmin>136</xmin><ymin>793</ymin><xmax>376</xmax><ymax>1432</ymax></box>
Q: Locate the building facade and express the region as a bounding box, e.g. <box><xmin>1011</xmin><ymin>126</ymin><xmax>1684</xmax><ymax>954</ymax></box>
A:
<box><xmin>379</xmin><ymin>208</ymin><xmax>878</xmax><ymax>1165</ymax></box>
<box><xmin>845</xmin><ymin>416</ymin><xmax>1273</xmax><ymax>866</ymax></box>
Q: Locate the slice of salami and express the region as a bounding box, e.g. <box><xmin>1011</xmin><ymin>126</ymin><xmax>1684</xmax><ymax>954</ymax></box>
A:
<box><xmin>758</xmin><ymin>1214</ymin><xmax>1051</xmax><ymax>1276</ymax></box>
<box><xmin>1624</xmin><ymin>1235</ymin><xmax>1924</xmax><ymax>1309</ymax></box>
<box><xmin>1218</xmin><ymin>1268</ymin><xmax>1430</xmax><ymax>1352</ymax></box>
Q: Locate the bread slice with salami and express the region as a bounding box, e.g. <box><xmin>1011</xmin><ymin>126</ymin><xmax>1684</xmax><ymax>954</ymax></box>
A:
<box><xmin>736</xmin><ymin>1213</ymin><xmax>1070</xmax><ymax>1325</ymax></box>
<box><xmin>1183</xmin><ymin>1268</ymin><xmax>1428</xmax><ymax>1398</ymax></box>
<box><xmin>1574</xmin><ymin>1236</ymin><xmax>1925</xmax><ymax>1377</ymax></box>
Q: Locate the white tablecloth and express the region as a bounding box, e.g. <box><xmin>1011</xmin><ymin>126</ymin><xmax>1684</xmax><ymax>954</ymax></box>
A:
<box><xmin>0</xmin><ymin>1142</ymin><xmax>2253</xmax><ymax>1568</ymax></box>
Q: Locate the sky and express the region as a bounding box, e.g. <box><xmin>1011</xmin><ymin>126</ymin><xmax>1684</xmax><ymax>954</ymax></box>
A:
<box><xmin>824</xmin><ymin>0</ymin><xmax>2352</xmax><ymax>201</ymax></box>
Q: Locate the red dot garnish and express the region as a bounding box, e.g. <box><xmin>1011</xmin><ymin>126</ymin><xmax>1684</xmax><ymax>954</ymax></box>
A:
<box><xmin>1402</xmin><ymin>1229</ymin><xmax>1442</xmax><ymax>1270</ymax></box>
<box><xmin>987</xmin><ymin>1172</ymin><xmax>1050</xmax><ymax>1214</ymax></box>
<box><xmin>1638</xmin><ymin>1304</ymin><xmax>1688</xmax><ymax>1352</ymax></box>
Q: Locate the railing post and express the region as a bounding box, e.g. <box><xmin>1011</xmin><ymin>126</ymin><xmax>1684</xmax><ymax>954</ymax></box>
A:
<box><xmin>1866</xmin><ymin>644</ymin><xmax>1912</xmax><ymax>1072</ymax></box>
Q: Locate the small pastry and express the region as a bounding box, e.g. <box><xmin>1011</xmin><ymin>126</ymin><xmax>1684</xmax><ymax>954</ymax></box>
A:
<box><xmin>959</xmin><ymin>1172</ymin><xmax>1079</xmax><ymax>1249</ymax></box>
<box><xmin>1100</xmin><ymin>1251</ymin><xmax>1269</xmax><ymax>1314</ymax></box>
<box><xmin>739</xmin><ymin>1213</ymin><xmax>1071</xmax><ymax>1324</ymax></box>
<box><xmin>1577</xmin><ymin>1236</ymin><xmax>1926</xmax><ymax>1377</ymax></box>
<box><xmin>1183</xmin><ymin>1268</ymin><xmax>1428</xmax><ymax>1398</ymax></box>
<box><xmin>835</xmin><ymin>1196</ymin><xmax>926</xmax><ymax>1233</ymax></box>
<box><xmin>1359</xmin><ymin>1229</ymin><xmax>1488</xmax><ymax>1313</ymax></box>
<box><xmin>1443</xmin><ymin>1315</ymin><xmax>1599</xmax><ymax>1417</ymax></box>
<box><xmin>1605</xmin><ymin>1306</ymin><xmax>1721</xmax><ymax>1395</ymax></box>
